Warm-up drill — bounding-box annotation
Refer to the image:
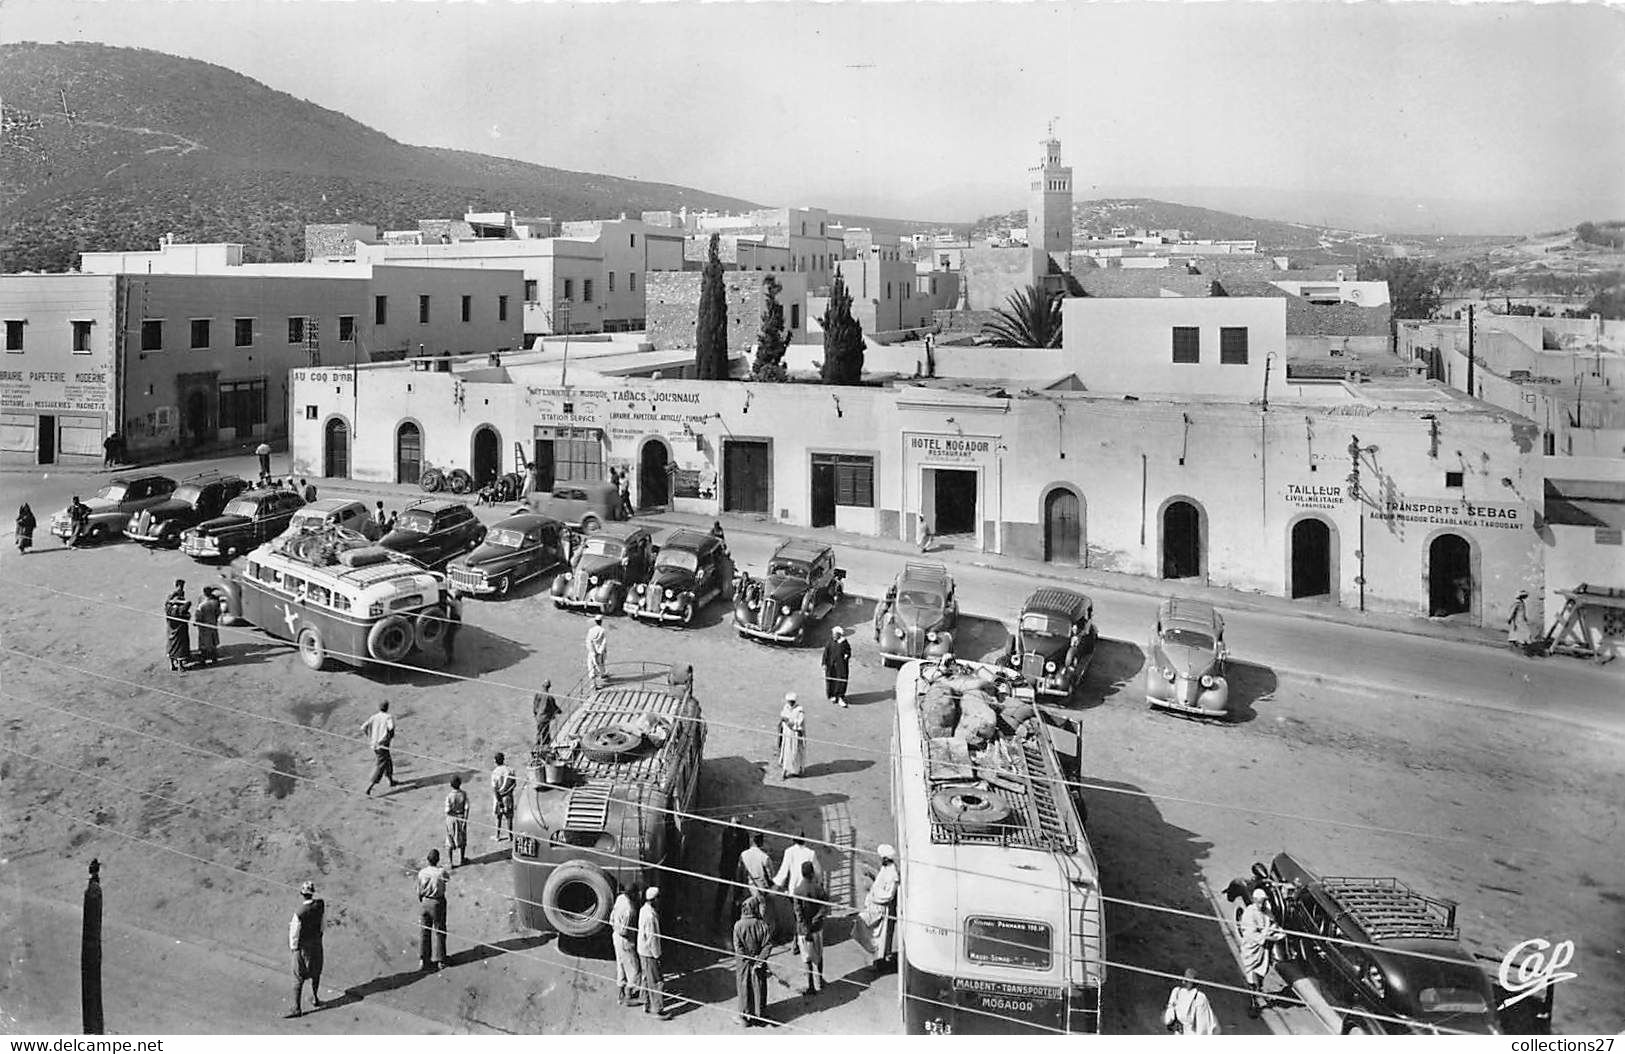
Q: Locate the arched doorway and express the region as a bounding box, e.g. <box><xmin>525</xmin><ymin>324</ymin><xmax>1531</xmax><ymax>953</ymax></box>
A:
<box><xmin>323</xmin><ymin>417</ymin><xmax>349</xmax><ymax>479</ymax></box>
<box><xmin>639</xmin><ymin>439</ymin><xmax>670</xmax><ymax>510</ymax></box>
<box><xmin>1290</xmin><ymin>517</ymin><xmax>1333</xmax><ymax>599</ymax></box>
<box><xmin>1161</xmin><ymin>499</ymin><xmax>1203</xmax><ymax>579</ymax></box>
<box><xmin>395</xmin><ymin>421</ymin><xmax>422</xmax><ymax>485</ymax></box>
<box><xmin>1044</xmin><ymin>488</ymin><xmax>1082</xmax><ymax>563</ymax></box>
<box><xmin>472</xmin><ymin>426</ymin><xmax>501</xmax><ymax>487</ymax></box>
<box><xmin>1427</xmin><ymin>532</ymin><xmax>1473</xmax><ymax>617</ymax></box>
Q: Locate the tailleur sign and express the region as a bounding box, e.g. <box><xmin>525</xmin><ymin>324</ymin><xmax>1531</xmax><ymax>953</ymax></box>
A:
<box><xmin>1283</xmin><ymin>481</ymin><xmax>1346</xmax><ymax>510</ymax></box>
<box><xmin>1378</xmin><ymin>497</ymin><xmax>1526</xmax><ymax>531</ymax></box>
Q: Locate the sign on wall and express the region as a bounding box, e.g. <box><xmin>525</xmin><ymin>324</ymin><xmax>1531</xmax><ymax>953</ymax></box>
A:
<box><xmin>0</xmin><ymin>368</ymin><xmax>112</xmax><ymax>414</ymax></box>
<box><xmin>1377</xmin><ymin>498</ymin><xmax>1526</xmax><ymax>531</ymax></box>
<box><xmin>904</xmin><ymin>432</ymin><xmax>999</xmax><ymax>465</ymax></box>
<box><xmin>1282</xmin><ymin>481</ymin><xmax>1347</xmax><ymax>510</ymax></box>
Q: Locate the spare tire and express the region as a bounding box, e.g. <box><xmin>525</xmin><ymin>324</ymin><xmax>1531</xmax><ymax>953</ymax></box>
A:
<box><xmin>367</xmin><ymin>615</ymin><xmax>414</xmax><ymax>663</ymax></box>
<box><xmin>415</xmin><ymin>605</ymin><xmax>450</xmax><ymax>650</ymax></box>
<box><xmin>930</xmin><ymin>787</ymin><xmax>1013</xmax><ymax>828</ymax></box>
<box><xmin>581</xmin><ymin>725</ymin><xmax>644</xmax><ymax>762</ymax></box>
<box><xmin>541</xmin><ymin>860</ymin><xmax>616</xmax><ymax>938</ymax></box>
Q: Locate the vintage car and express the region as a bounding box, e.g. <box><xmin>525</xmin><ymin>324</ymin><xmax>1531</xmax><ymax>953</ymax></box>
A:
<box><xmin>1226</xmin><ymin>853</ymin><xmax>1519</xmax><ymax>1035</ymax></box>
<box><xmin>50</xmin><ymin>474</ymin><xmax>178</xmax><ymax>545</ymax></box>
<box><xmin>447</xmin><ymin>512</ymin><xmax>568</xmax><ymax>598</ymax></box>
<box><xmin>1145</xmin><ymin>597</ymin><xmax>1231</xmax><ymax>718</ymax></box>
<box><xmin>179</xmin><ymin>488</ymin><xmax>306</xmax><ymax>562</ymax></box>
<box><xmin>551</xmin><ymin>523</ymin><xmax>654</xmax><ymax>614</ymax></box>
<box><xmin>733</xmin><ymin>539</ymin><xmax>845</xmax><ymax>645</ymax></box>
<box><xmin>874</xmin><ymin>562</ymin><xmax>958</xmax><ymax>664</ymax></box>
<box><xmin>379</xmin><ymin>499</ymin><xmax>486</xmax><ymax>569</ymax></box>
<box><xmin>524</xmin><ymin>480</ymin><xmax>623</xmax><ymax>532</ymax></box>
<box><xmin>222</xmin><ymin>529</ymin><xmax>460</xmax><ymax>672</ymax></box>
<box><xmin>279</xmin><ymin>498</ymin><xmax>382</xmax><ymax>542</ymax></box>
<box><xmin>629</xmin><ymin>529</ymin><xmax>734</xmax><ymax>626</ymax></box>
<box><xmin>1000</xmin><ymin>587</ymin><xmax>1097</xmax><ymax>699</ymax></box>
<box><xmin>124</xmin><ymin>473</ymin><xmax>252</xmax><ymax>548</ymax></box>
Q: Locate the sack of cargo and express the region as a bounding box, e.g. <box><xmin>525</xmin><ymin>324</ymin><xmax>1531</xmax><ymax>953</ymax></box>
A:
<box><xmin>921</xmin><ymin>682</ymin><xmax>960</xmax><ymax>736</ymax></box>
<box><xmin>943</xmin><ymin>670</ymin><xmax>996</xmax><ymax>695</ymax></box>
<box><xmin>954</xmin><ymin>690</ymin><xmax>999</xmax><ymax>749</ymax></box>
<box><xmin>998</xmin><ymin>703</ymin><xmax>1037</xmax><ymax>734</ymax></box>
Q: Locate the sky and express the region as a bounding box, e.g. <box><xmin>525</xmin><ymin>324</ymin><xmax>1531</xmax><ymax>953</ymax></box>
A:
<box><xmin>4</xmin><ymin>0</ymin><xmax>1624</xmax><ymax>232</ymax></box>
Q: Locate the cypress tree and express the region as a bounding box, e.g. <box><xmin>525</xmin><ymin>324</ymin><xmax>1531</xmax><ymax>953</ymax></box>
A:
<box><xmin>750</xmin><ymin>275</ymin><xmax>789</xmax><ymax>382</ymax></box>
<box><xmin>819</xmin><ymin>268</ymin><xmax>866</xmax><ymax>386</ymax></box>
<box><xmin>695</xmin><ymin>233</ymin><xmax>729</xmax><ymax>378</ymax></box>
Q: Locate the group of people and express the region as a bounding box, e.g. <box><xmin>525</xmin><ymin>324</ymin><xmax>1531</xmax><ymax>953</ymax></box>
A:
<box><xmin>254</xmin><ymin>474</ymin><xmax>319</xmax><ymax>503</ymax></box>
<box><xmin>609</xmin><ymin>466</ymin><xmax>636</xmax><ymax>519</ymax></box>
<box><xmin>610</xmin><ymin>883</ymin><xmax>674</xmax><ymax>1019</ymax></box>
<box><xmin>162</xmin><ymin>578</ymin><xmax>223</xmax><ymax>671</ymax></box>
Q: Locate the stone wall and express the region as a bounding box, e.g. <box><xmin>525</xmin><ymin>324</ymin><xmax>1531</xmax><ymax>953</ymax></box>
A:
<box><xmin>646</xmin><ymin>271</ymin><xmax>806</xmax><ymax>355</ymax></box>
<box><xmin>960</xmin><ymin>246</ymin><xmax>1041</xmax><ymax>311</ymax></box>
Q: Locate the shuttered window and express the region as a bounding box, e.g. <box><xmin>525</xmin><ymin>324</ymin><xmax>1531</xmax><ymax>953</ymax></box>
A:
<box><xmin>1171</xmin><ymin>326</ymin><xmax>1200</xmax><ymax>364</ymax></box>
<box><xmin>815</xmin><ymin>453</ymin><xmax>874</xmax><ymax>508</ymax></box>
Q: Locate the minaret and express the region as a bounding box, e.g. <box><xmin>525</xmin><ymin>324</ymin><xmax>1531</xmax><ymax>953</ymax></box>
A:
<box><xmin>1027</xmin><ymin>121</ymin><xmax>1073</xmax><ymax>256</ymax></box>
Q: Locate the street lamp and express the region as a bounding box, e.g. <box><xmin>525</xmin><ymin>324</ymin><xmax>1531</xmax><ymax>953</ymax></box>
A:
<box><xmin>556</xmin><ymin>299</ymin><xmax>573</xmax><ymax>388</ymax></box>
<box><xmin>1346</xmin><ymin>435</ymin><xmax>1379</xmax><ymax>612</ymax></box>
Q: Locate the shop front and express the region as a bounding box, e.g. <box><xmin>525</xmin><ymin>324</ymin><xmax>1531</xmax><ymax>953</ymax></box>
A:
<box><xmin>902</xmin><ymin>431</ymin><xmax>1001</xmax><ymax>552</ymax></box>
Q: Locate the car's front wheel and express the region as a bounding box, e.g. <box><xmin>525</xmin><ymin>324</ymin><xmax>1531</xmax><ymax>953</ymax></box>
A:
<box><xmin>495</xmin><ymin>574</ymin><xmax>511</xmax><ymax>598</ymax></box>
<box><xmin>88</xmin><ymin>524</ymin><xmax>108</xmax><ymax>545</ymax></box>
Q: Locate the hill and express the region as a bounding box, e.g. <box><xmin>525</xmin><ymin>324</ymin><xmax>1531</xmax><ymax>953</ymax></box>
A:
<box><xmin>0</xmin><ymin>42</ymin><xmax>757</xmax><ymax>272</ymax></box>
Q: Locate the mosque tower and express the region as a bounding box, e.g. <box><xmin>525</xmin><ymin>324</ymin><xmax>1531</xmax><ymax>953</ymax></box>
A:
<box><xmin>1027</xmin><ymin>121</ymin><xmax>1074</xmax><ymax>256</ymax></box>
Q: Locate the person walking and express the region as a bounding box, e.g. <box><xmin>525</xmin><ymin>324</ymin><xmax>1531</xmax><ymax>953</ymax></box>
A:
<box><xmin>853</xmin><ymin>844</ymin><xmax>900</xmax><ymax>972</ymax></box>
<box><xmin>790</xmin><ymin>861</ymin><xmax>827</xmax><ymax>996</ymax></box>
<box><xmin>102</xmin><ymin>431</ymin><xmax>119</xmax><ymax>468</ymax></box>
<box><xmin>773</xmin><ymin>831</ymin><xmax>822</xmax><ymax>890</ymax></box>
<box><xmin>193</xmin><ymin>586</ymin><xmax>222</xmax><ymax>666</ymax></box>
<box><xmin>713</xmin><ymin>819</ymin><xmax>750</xmax><ymax>928</ymax></box>
<box><xmin>776</xmin><ymin>693</ymin><xmax>805</xmax><ymax>779</ymax></box>
<box><xmin>821</xmin><ymin>626</ymin><xmax>852</xmax><ymax>708</ymax></box>
<box><xmin>617</xmin><ymin>473</ymin><xmax>634</xmax><ymax>520</ymax></box>
<box><xmin>288</xmin><ymin>881</ymin><xmax>325</xmax><ymax>1017</ymax></box>
<box><xmin>302</xmin><ymin>479</ymin><xmax>318</xmax><ymax>503</ymax></box>
<box><xmin>1507</xmin><ymin>590</ymin><xmax>1533</xmax><ymax>650</ymax></box>
<box><xmin>610</xmin><ymin>882</ymin><xmax>642</xmax><ymax>1007</ymax></box>
<box><xmin>444</xmin><ymin>776</ymin><xmax>469</xmax><ymax>868</ymax></box>
<box><xmin>916</xmin><ymin>514</ymin><xmax>933</xmax><ymax>554</ymax></box>
<box><xmin>533</xmin><ymin>683</ymin><xmax>561</xmax><ymax>748</ymax></box>
<box><xmin>416</xmin><ymin>849</ymin><xmax>450</xmax><ymax>971</ymax></box>
<box><xmin>732</xmin><ymin>896</ymin><xmax>774</xmax><ymax>1025</ymax></box>
<box><xmin>1238</xmin><ymin>888</ymin><xmax>1283</xmax><ymax>1017</ymax></box>
<box><xmin>256</xmin><ymin>441</ymin><xmax>273</xmax><ymax>480</ymax></box>
<box><xmin>1164</xmin><ymin>967</ymin><xmax>1220</xmax><ymax>1035</ymax></box>
<box><xmin>490</xmin><ymin>752</ymin><xmax>516</xmax><ymax>843</ymax></box>
<box><xmin>15</xmin><ymin>503</ymin><xmax>36</xmax><ymax>555</ymax></box>
<box><xmin>163</xmin><ymin>580</ymin><xmax>192</xmax><ymax>672</ymax></box>
<box><xmin>637</xmin><ymin>887</ymin><xmax>671</xmax><ymax>1020</ymax></box>
<box><xmin>585</xmin><ymin>615</ymin><xmax>609</xmax><ymax>690</ymax></box>
<box><xmin>362</xmin><ymin>700</ymin><xmax>399</xmax><ymax>796</ymax></box>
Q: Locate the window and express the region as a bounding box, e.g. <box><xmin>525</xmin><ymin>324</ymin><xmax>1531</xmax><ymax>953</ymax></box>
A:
<box><xmin>524</xmin><ymin>279</ymin><xmax>538</xmax><ymax>303</ymax></box>
<box><xmin>4</xmin><ymin>320</ymin><xmax>24</xmax><ymax>352</ymax></box>
<box><xmin>608</xmin><ymin>272</ymin><xmax>616</xmax><ymax>292</ymax></box>
<box><xmin>187</xmin><ymin>319</ymin><xmax>210</xmax><ymax>349</ymax></box>
<box><xmin>1445</xmin><ymin>471</ymin><xmax>1464</xmax><ymax>488</ymax></box>
<box><xmin>218</xmin><ymin>378</ymin><xmax>267</xmax><ymax>432</ymax></box>
<box><xmin>886</xmin><ymin>282</ymin><xmax>892</xmax><ymax>300</ymax></box>
<box><xmin>629</xmin><ymin>233</ymin><xmax>636</xmax><ymax>248</ymax></box>
<box><xmin>418</xmin><ymin>295</ymin><xmax>431</xmax><ymax>324</ymax></box>
<box><xmin>461</xmin><ymin>295</ymin><xmax>472</xmax><ymax>323</ymax></box>
<box><xmin>790</xmin><ymin>303</ymin><xmax>801</xmax><ymax>329</ymax></box>
<box><xmin>141</xmin><ymin>320</ymin><xmax>164</xmax><ymax>351</ymax></box>
<box><xmin>1172</xmin><ymin>326</ymin><xmax>1200</xmax><ymax>364</ymax></box>
<box><xmin>338</xmin><ymin>315</ymin><xmax>355</xmax><ymax>342</ymax></box>
<box><xmin>234</xmin><ymin>318</ymin><xmax>254</xmax><ymax>347</ymax></box>
<box><xmin>583</xmin><ymin>279</ymin><xmax>594</xmax><ymax>303</ymax></box>
<box><xmin>374</xmin><ymin>295</ymin><xmax>388</xmax><ymax>325</ymax></box>
<box><xmin>287</xmin><ymin>316</ymin><xmax>305</xmax><ymax>344</ymax></box>
<box><xmin>498</xmin><ymin>295</ymin><xmax>509</xmax><ymax>322</ymax></box>
<box><xmin>305</xmin><ymin>405</ymin><xmax>319</xmax><ymax>420</ymax></box>
<box><xmin>72</xmin><ymin>320</ymin><xmax>93</xmax><ymax>353</ymax></box>
<box><xmin>1220</xmin><ymin>327</ymin><xmax>1249</xmax><ymax>365</ymax></box>
<box><xmin>629</xmin><ymin>272</ymin><xmax>637</xmax><ymax>292</ymax></box>
<box><xmin>563</xmin><ymin>278</ymin><xmax>575</xmax><ymax>301</ymax></box>
<box><xmin>551</xmin><ymin>427</ymin><xmax>604</xmax><ymax>481</ymax></box>
<box><xmin>815</xmin><ymin>453</ymin><xmax>874</xmax><ymax>507</ymax></box>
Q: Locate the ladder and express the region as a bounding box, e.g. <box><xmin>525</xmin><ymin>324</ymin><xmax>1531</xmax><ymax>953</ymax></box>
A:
<box><xmin>1066</xmin><ymin>881</ymin><xmax>1104</xmax><ymax>1033</ymax></box>
<box><xmin>564</xmin><ymin>780</ymin><xmax>611</xmax><ymax>831</ymax></box>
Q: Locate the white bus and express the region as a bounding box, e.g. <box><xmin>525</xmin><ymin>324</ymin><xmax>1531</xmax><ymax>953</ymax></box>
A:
<box><xmin>891</xmin><ymin>657</ymin><xmax>1104</xmax><ymax>1034</ymax></box>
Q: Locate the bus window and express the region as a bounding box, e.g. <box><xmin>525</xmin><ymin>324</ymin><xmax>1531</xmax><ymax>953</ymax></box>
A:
<box><xmin>307</xmin><ymin>584</ymin><xmax>331</xmax><ymax>607</ymax></box>
<box><xmin>965</xmin><ymin>917</ymin><xmax>1053</xmax><ymax>970</ymax></box>
<box><xmin>331</xmin><ymin>593</ymin><xmax>351</xmax><ymax>613</ymax></box>
<box><xmin>254</xmin><ymin>562</ymin><xmax>282</xmax><ymax>585</ymax></box>
<box><xmin>285</xmin><ymin>576</ymin><xmax>306</xmax><ymax>595</ymax></box>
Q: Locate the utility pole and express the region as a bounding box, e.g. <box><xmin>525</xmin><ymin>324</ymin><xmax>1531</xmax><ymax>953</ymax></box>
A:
<box><xmin>82</xmin><ymin>858</ymin><xmax>103</xmax><ymax>1034</ymax></box>
<box><xmin>557</xmin><ymin>299</ymin><xmax>573</xmax><ymax>389</ymax></box>
<box><xmin>1466</xmin><ymin>304</ymin><xmax>1475</xmax><ymax>398</ymax></box>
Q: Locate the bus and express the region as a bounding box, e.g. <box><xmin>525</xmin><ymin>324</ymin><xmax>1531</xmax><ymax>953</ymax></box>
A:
<box><xmin>891</xmin><ymin>657</ymin><xmax>1104</xmax><ymax>1034</ymax></box>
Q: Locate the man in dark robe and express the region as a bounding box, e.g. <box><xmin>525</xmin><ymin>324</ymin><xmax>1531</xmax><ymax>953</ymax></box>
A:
<box><xmin>732</xmin><ymin>896</ymin><xmax>775</xmax><ymax>1026</ymax></box>
<box><xmin>164</xmin><ymin>580</ymin><xmax>192</xmax><ymax>671</ymax></box>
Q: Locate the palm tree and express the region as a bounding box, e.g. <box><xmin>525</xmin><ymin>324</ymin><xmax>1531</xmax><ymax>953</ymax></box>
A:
<box><xmin>982</xmin><ymin>284</ymin><xmax>1064</xmax><ymax>348</ymax></box>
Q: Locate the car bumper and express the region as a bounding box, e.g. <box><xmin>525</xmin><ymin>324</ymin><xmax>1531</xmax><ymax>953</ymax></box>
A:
<box><xmin>124</xmin><ymin>527</ymin><xmax>175</xmax><ymax>545</ymax></box>
<box><xmin>451</xmin><ymin>578</ymin><xmax>499</xmax><ymax>595</ymax></box>
<box><xmin>553</xmin><ymin>595</ymin><xmax>606</xmax><ymax>612</ymax></box>
<box><xmin>879</xmin><ymin>644</ymin><xmax>950</xmax><ymax>664</ymax></box>
<box><xmin>180</xmin><ymin>538</ymin><xmax>225</xmax><ymax>558</ymax></box>
<box><xmin>1032</xmin><ymin>677</ymin><xmax>1078</xmax><ymax>698</ymax></box>
<box><xmin>1147</xmin><ymin>676</ymin><xmax>1230</xmax><ymax>717</ymax></box>
<box><xmin>735</xmin><ymin>621</ymin><xmax>802</xmax><ymax>644</ymax></box>
<box><xmin>630</xmin><ymin>603</ymin><xmax>688</xmax><ymax>623</ymax></box>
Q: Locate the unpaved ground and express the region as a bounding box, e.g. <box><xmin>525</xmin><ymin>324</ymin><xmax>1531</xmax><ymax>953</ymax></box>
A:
<box><xmin>1</xmin><ymin>465</ymin><xmax>1620</xmax><ymax>1035</ymax></box>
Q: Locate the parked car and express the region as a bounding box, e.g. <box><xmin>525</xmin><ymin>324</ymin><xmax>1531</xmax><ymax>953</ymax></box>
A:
<box><xmin>873</xmin><ymin>561</ymin><xmax>958</xmax><ymax>664</ymax></box>
<box><xmin>630</xmin><ymin>529</ymin><xmax>735</xmax><ymax>626</ymax></box>
<box><xmin>551</xmin><ymin>523</ymin><xmax>654</xmax><ymax>614</ymax></box>
<box><xmin>1145</xmin><ymin>597</ymin><xmax>1231</xmax><ymax>718</ymax></box>
<box><xmin>279</xmin><ymin>498</ymin><xmax>382</xmax><ymax>542</ymax></box>
<box><xmin>378</xmin><ymin>499</ymin><xmax>486</xmax><ymax>569</ymax></box>
<box><xmin>447</xmin><ymin>512</ymin><xmax>568</xmax><ymax>598</ymax></box>
<box><xmin>180</xmin><ymin>489</ymin><xmax>306</xmax><ymax>561</ymax></box>
<box><xmin>124</xmin><ymin>473</ymin><xmax>251</xmax><ymax>548</ymax></box>
<box><xmin>524</xmin><ymin>480</ymin><xmax>623</xmax><ymax>532</ymax></box>
<box><xmin>733</xmin><ymin>539</ymin><xmax>845</xmax><ymax>645</ymax></box>
<box><xmin>1230</xmin><ymin>853</ymin><xmax>1509</xmax><ymax>1035</ymax></box>
<box><xmin>50</xmin><ymin>474</ymin><xmax>178</xmax><ymax>545</ymax></box>
<box><xmin>1000</xmin><ymin>587</ymin><xmax>1097</xmax><ymax>699</ymax></box>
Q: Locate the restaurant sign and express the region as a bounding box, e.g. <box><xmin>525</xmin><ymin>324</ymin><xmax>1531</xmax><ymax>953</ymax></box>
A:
<box><xmin>905</xmin><ymin>432</ymin><xmax>998</xmax><ymax>466</ymax></box>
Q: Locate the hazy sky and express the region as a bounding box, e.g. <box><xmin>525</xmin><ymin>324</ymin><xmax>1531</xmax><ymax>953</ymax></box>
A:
<box><xmin>5</xmin><ymin>0</ymin><xmax>1624</xmax><ymax>227</ymax></box>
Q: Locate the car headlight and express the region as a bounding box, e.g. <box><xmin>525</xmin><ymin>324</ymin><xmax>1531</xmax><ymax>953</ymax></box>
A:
<box><xmin>1045</xmin><ymin>660</ymin><xmax>1057</xmax><ymax>673</ymax></box>
<box><xmin>635</xmin><ymin>584</ymin><xmax>645</xmax><ymax>594</ymax></box>
<box><xmin>927</xmin><ymin>631</ymin><xmax>939</xmax><ymax>642</ymax></box>
<box><xmin>747</xmin><ymin>600</ymin><xmax>759</xmax><ymax>610</ymax></box>
<box><xmin>1164</xmin><ymin>667</ymin><xmax>1177</xmax><ymax>682</ymax></box>
<box><xmin>1200</xmin><ymin>674</ymin><xmax>1215</xmax><ymax>689</ymax></box>
<box><xmin>664</xmin><ymin>588</ymin><xmax>675</xmax><ymax>600</ymax></box>
<box><xmin>589</xmin><ymin>575</ymin><xmax>599</xmax><ymax>585</ymax></box>
<box><xmin>780</xmin><ymin>604</ymin><xmax>791</xmax><ymax>615</ymax></box>
<box><xmin>894</xmin><ymin>626</ymin><xmax>905</xmax><ymax>639</ymax></box>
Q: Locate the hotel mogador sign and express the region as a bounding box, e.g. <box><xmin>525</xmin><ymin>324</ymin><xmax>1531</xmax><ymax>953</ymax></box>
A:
<box><xmin>905</xmin><ymin>432</ymin><xmax>998</xmax><ymax>466</ymax></box>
